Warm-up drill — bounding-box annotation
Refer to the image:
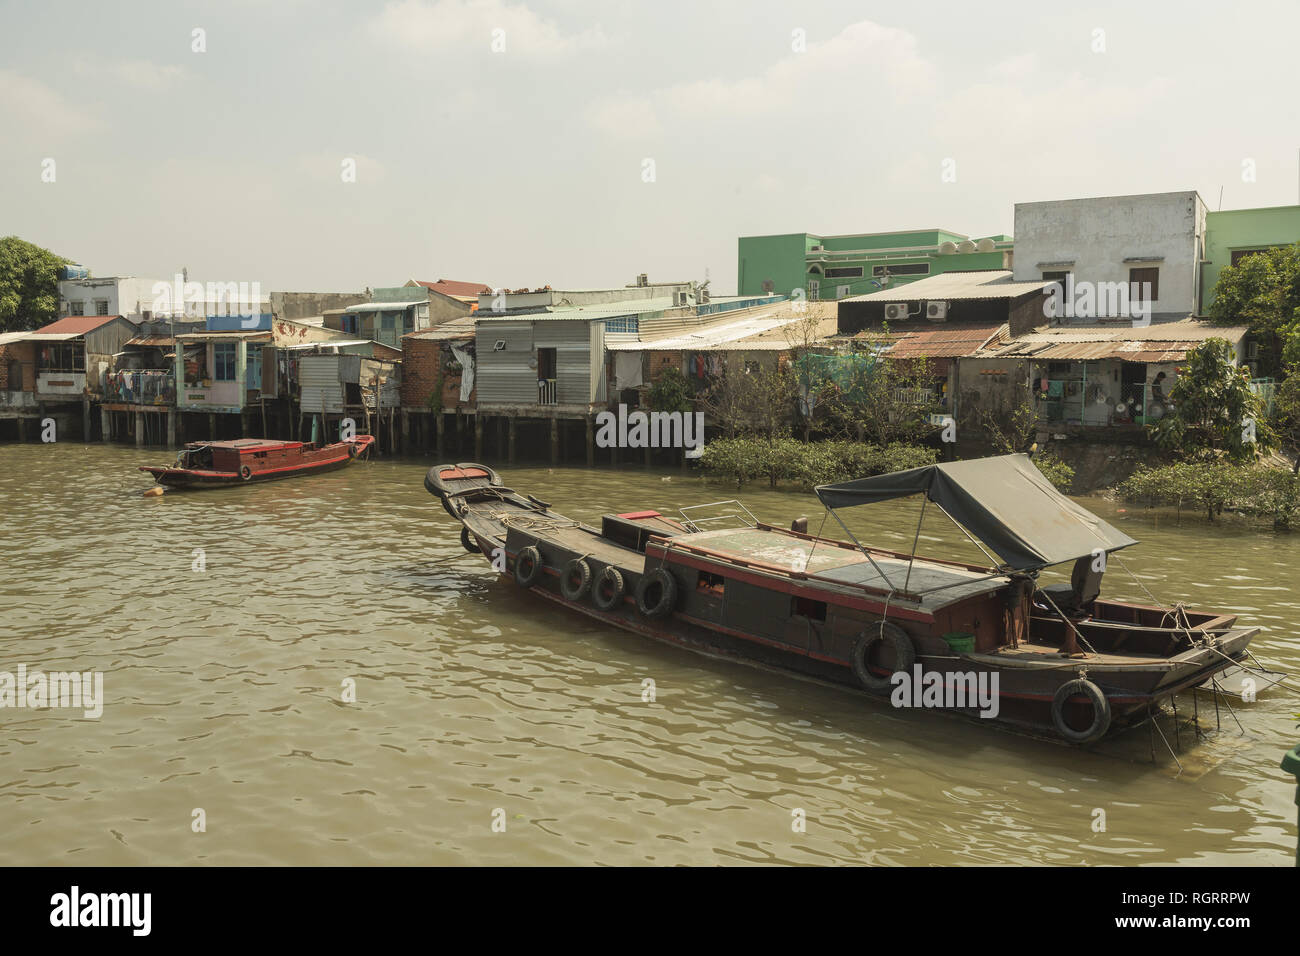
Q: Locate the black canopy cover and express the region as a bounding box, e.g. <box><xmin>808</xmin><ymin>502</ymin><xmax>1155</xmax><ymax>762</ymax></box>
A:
<box><xmin>814</xmin><ymin>454</ymin><xmax>1137</xmax><ymax>571</ymax></box>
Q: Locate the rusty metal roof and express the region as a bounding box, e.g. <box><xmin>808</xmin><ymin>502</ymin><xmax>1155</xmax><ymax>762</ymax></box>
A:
<box><xmin>124</xmin><ymin>334</ymin><xmax>175</xmax><ymax>347</ymax></box>
<box><xmin>857</xmin><ymin>323</ymin><xmax>1004</xmax><ymax>358</ymax></box>
<box><xmin>32</xmin><ymin>314</ymin><xmax>126</xmax><ymax>336</ymax></box>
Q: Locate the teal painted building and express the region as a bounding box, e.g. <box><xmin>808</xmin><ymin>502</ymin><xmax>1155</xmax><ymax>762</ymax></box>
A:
<box><xmin>738</xmin><ymin>229</ymin><xmax>1014</xmax><ymax>301</ymax></box>
<box><xmin>1202</xmin><ymin>204</ymin><xmax>1300</xmax><ymax>312</ymax></box>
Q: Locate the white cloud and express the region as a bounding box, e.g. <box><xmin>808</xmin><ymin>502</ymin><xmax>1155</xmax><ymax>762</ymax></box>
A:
<box><xmin>0</xmin><ymin>69</ymin><xmax>102</xmax><ymax>137</ymax></box>
<box><xmin>70</xmin><ymin>59</ymin><xmax>187</xmax><ymax>91</ymax></box>
<box><xmin>369</xmin><ymin>0</ymin><xmax>607</xmax><ymax>58</ymax></box>
<box><xmin>586</xmin><ymin>20</ymin><xmax>936</xmax><ymax>139</ymax></box>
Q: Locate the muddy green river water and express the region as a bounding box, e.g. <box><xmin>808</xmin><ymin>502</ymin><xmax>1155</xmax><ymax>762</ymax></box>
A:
<box><xmin>1</xmin><ymin>443</ymin><xmax>1297</xmax><ymax>865</ymax></box>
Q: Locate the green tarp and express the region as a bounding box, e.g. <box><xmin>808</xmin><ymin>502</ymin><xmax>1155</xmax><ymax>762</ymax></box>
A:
<box><xmin>814</xmin><ymin>453</ymin><xmax>1137</xmax><ymax>571</ymax></box>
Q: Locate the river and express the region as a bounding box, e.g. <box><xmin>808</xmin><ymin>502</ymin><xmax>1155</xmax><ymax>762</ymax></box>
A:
<box><xmin>1</xmin><ymin>442</ymin><xmax>1297</xmax><ymax>865</ymax></box>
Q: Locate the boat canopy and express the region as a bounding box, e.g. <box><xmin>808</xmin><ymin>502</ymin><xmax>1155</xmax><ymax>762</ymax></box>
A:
<box><xmin>814</xmin><ymin>453</ymin><xmax>1137</xmax><ymax>571</ymax></box>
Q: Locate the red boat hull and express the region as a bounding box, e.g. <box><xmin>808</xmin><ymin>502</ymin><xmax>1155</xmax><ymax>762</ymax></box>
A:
<box><xmin>140</xmin><ymin>436</ymin><xmax>374</xmax><ymax>488</ymax></box>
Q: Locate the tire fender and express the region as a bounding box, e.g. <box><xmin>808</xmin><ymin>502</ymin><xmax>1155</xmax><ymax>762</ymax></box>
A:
<box><xmin>850</xmin><ymin>621</ymin><xmax>916</xmax><ymax>693</ymax></box>
<box><xmin>514</xmin><ymin>545</ymin><xmax>543</xmax><ymax>589</ymax></box>
<box><xmin>560</xmin><ymin>558</ymin><xmax>593</xmax><ymax>601</ymax></box>
<box><xmin>1051</xmin><ymin>678</ymin><xmax>1111</xmax><ymax>744</ymax></box>
<box><xmin>240</xmin><ymin>464</ymin><xmax>252</xmax><ymax>481</ymax></box>
<box><xmin>635</xmin><ymin>568</ymin><xmax>678</xmax><ymax>619</ymax></box>
<box><xmin>592</xmin><ymin>566</ymin><xmax>626</xmax><ymax>612</ymax></box>
<box><xmin>460</xmin><ymin>526</ymin><xmax>480</xmax><ymax>554</ymax></box>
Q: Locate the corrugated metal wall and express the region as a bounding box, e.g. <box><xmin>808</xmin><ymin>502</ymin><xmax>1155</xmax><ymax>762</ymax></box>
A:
<box><xmin>476</xmin><ymin>320</ymin><xmax>596</xmax><ymax>405</ymax></box>
<box><xmin>299</xmin><ymin>355</ymin><xmax>345</xmax><ymax>414</ymax></box>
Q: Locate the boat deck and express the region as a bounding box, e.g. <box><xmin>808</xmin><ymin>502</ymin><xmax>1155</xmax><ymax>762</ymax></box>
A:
<box><xmin>662</xmin><ymin>527</ymin><xmax>1008</xmax><ymax>611</ymax></box>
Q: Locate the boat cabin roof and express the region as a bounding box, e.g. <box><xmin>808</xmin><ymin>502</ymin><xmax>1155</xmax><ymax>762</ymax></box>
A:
<box><xmin>661</xmin><ymin>526</ymin><xmax>1009</xmax><ymax>612</ymax></box>
<box><xmin>189</xmin><ymin>439</ymin><xmax>304</xmax><ymax>453</ymax></box>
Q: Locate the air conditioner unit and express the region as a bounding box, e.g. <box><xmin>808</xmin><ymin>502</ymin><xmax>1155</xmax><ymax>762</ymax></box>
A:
<box><xmin>926</xmin><ymin>301</ymin><xmax>949</xmax><ymax>321</ymax></box>
<box><xmin>884</xmin><ymin>303</ymin><xmax>908</xmax><ymax>321</ymax></box>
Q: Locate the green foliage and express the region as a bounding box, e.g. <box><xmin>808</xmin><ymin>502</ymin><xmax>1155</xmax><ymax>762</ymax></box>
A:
<box><xmin>0</xmin><ymin>237</ymin><xmax>71</xmax><ymax>332</ymax></box>
<box><xmin>1151</xmin><ymin>338</ymin><xmax>1273</xmax><ymax>461</ymax></box>
<box><xmin>1274</xmin><ymin>364</ymin><xmax>1300</xmax><ymax>472</ymax></box>
<box><xmin>700</xmin><ymin>438</ymin><xmax>937</xmax><ymax>490</ymax></box>
<box><xmin>646</xmin><ymin>366</ymin><xmax>694</xmax><ymax>415</ymax></box>
<box><xmin>1208</xmin><ymin>243</ymin><xmax>1300</xmax><ymax>376</ymax></box>
<box><xmin>1116</xmin><ymin>461</ymin><xmax>1300</xmax><ymax>528</ymax></box>
<box><xmin>1031</xmin><ymin>452</ymin><xmax>1075</xmax><ymax>491</ymax></box>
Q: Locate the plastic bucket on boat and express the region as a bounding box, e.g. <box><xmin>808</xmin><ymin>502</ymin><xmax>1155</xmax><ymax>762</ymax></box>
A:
<box><xmin>941</xmin><ymin>632</ymin><xmax>976</xmax><ymax>654</ymax></box>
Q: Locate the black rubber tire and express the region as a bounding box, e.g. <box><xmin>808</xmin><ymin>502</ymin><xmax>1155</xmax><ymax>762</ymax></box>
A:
<box><xmin>635</xmin><ymin>568</ymin><xmax>678</xmax><ymax>619</ymax></box>
<box><xmin>460</xmin><ymin>526</ymin><xmax>479</xmax><ymax>554</ymax></box>
<box><xmin>1051</xmin><ymin>678</ymin><xmax>1111</xmax><ymax>744</ymax></box>
<box><xmin>348</xmin><ymin>442</ymin><xmax>358</xmax><ymax>458</ymax></box>
<box><xmin>850</xmin><ymin>621</ymin><xmax>916</xmax><ymax>693</ymax></box>
<box><xmin>240</xmin><ymin>465</ymin><xmax>252</xmax><ymax>480</ymax></box>
<box><xmin>514</xmin><ymin>545</ymin><xmax>543</xmax><ymax>589</ymax></box>
<box><xmin>592</xmin><ymin>566</ymin><xmax>625</xmax><ymax>611</ymax></box>
<box><xmin>560</xmin><ymin>558</ymin><xmax>592</xmax><ymax>601</ymax></box>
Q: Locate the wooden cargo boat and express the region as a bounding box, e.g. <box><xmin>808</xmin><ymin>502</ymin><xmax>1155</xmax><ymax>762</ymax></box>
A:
<box><xmin>140</xmin><ymin>436</ymin><xmax>374</xmax><ymax>488</ymax></box>
<box><xmin>426</xmin><ymin>454</ymin><xmax>1261</xmax><ymax>744</ymax></box>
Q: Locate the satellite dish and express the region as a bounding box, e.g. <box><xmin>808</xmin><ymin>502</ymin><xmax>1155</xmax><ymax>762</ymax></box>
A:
<box><xmin>957</xmin><ymin>240</ymin><xmax>977</xmax><ymax>254</ymax></box>
<box><xmin>976</xmin><ymin>238</ymin><xmax>996</xmax><ymax>253</ymax></box>
<box><xmin>1115</xmin><ymin>403</ymin><xmax>1127</xmax><ymax>414</ymax></box>
<box><xmin>937</xmin><ymin>241</ymin><xmax>958</xmax><ymax>255</ymax></box>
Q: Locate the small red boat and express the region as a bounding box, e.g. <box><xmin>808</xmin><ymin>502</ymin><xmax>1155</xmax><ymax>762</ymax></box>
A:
<box><xmin>140</xmin><ymin>436</ymin><xmax>374</xmax><ymax>488</ymax></box>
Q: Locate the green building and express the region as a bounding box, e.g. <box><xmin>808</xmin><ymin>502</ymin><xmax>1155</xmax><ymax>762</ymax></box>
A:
<box><xmin>1202</xmin><ymin>204</ymin><xmax>1300</xmax><ymax>311</ymax></box>
<box><xmin>737</xmin><ymin>229</ymin><xmax>1014</xmax><ymax>301</ymax></box>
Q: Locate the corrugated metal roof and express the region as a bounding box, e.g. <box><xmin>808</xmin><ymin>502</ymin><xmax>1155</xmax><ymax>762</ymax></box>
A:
<box><xmin>852</xmin><ymin>323</ymin><xmax>1003</xmax><ymax>359</ymax></box>
<box><xmin>410</xmin><ymin>278</ymin><xmax>491</xmax><ymax>298</ymax></box>
<box><xmin>843</xmin><ymin>271</ymin><xmax>1046</xmax><ymax>303</ymax></box>
<box><xmin>477</xmin><ymin>296</ymin><xmax>678</xmax><ymax>321</ymax></box>
<box><xmin>607</xmin><ymin>313</ymin><xmax>825</xmax><ymax>352</ymax></box>
<box><xmin>345</xmin><ymin>300</ymin><xmax>425</xmax><ymax>312</ymax></box>
<box><xmin>32</xmin><ymin>314</ymin><xmax>126</xmax><ymax>336</ymax></box>
<box><xmin>1009</xmin><ymin>318</ymin><xmax>1246</xmax><ymax>344</ymax></box>
<box><xmin>124</xmin><ymin>334</ymin><xmax>175</xmax><ymax>347</ymax></box>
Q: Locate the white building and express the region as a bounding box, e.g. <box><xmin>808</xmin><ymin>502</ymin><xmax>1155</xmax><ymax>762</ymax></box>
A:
<box><xmin>1011</xmin><ymin>191</ymin><xmax>1208</xmax><ymax>321</ymax></box>
<box><xmin>58</xmin><ymin>276</ymin><xmax>271</xmax><ymax>323</ymax></box>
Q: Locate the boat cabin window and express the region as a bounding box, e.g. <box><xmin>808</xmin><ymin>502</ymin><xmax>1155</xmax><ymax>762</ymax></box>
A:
<box><xmin>792</xmin><ymin>596</ymin><xmax>827</xmax><ymax>621</ymax></box>
<box><xmin>696</xmin><ymin>571</ymin><xmax>726</xmax><ymax>595</ymax></box>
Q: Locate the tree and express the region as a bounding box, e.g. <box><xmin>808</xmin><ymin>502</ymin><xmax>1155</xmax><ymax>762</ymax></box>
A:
<box><xmin>1208</xmin><ymin>243</ymin><xmax>1300</xmax><ymax>377</ymax></box>
<box><xmin>1151</xmin><ymin>338</ymin><xmax>1274</xmax><ymax>460</ymax></box>
<box><xmin>1274</xmin><ymin>364</ymin><xmax>1300</xmax><ymax>474</ymax></box>
<box><xmin>646</xmin><ymin>365</ymin><xmax>693</xmax><ymax>415</ymax></box>
<box><xmin>817</xmin><ymin>328</ymin><xmax>941</xmax><ymax>445</ymax></box>
<box><xmin>0</xmin><ymin>237</ymin><xmax>71</xmax><ymax>332</ymax></box>
<box><xmin>699</xmin><ymin>355</ymin><xmax>796</xmax><ymax>440</ymax></box>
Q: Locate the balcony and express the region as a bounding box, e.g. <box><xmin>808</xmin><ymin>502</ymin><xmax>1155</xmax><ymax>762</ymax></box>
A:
<box><xmin>107</xmin><ymin>369</ymin><xmax>175</xmax><ymax>406</ymax></box>
<box><xmin>538</xmin><ymin>378</ymin><xmax>557</xmax><ymax>405</ymax></box>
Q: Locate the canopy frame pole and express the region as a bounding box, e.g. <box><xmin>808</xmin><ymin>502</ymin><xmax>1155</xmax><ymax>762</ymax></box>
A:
<box><xmin>902</xmin><ymin>496</ymin><xmax>928</xmax><ymax>593</ymax></box>
<box><xmin>933</xmin><ymin>501</ymin><xmax>1004</xmax><ymax>570</ymax></box>
<box><xmin>824</xmin><ymin>504</ymin><xmax>898</xmax><ymax>593</ymax></box>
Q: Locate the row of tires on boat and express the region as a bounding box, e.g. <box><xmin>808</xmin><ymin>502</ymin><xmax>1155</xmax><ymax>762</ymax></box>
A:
<box><xmin>461</xmin><ymin>526</ymin><xmax>1112</xmax><ymax>744</ymax></box>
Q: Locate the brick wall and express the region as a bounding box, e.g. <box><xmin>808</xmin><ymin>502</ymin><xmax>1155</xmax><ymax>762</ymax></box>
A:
<box><xmin>401</xmin><ymin>336</ymin><xmax>473</xmax><ymax>409</ymax></box>
<box><xmin>0</xmin><ymin>342</ymin><xmax>37</xmax><ymax>392</ymax></box>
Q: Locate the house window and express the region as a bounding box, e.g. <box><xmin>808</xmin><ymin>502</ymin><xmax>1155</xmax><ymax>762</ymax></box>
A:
<box><xmin>604</xmin><ymin>316</ymin><xmax>639</xmax><ymax>334</ymax></box>
<box><xmin>1230</xmin><ymin>248</ymin><xmax>1273</xmax><ymax>267</ymax></box>
<box><xmin>873</xmin><ymin>263</ymin><xmax>929</xmax><ymax>277</ymax></box>
<box><xmin>70</xmin><ymin>301</ymin><xmax>85</xmax><ymax>316</ymax></box>
<box><xmin>1042</xmin><ymin>270</ymin><xmax>1071</xmax><ymax>287</ymax></box>
<box><xmin>1129</xmin><ymin>267</ymin><xmax>1159</xmax><ymax>304</ymax></box>
<box><xmin>214</xmin><ymin>342</ymin><xmax>237</xmax><ymax>381</ymax></box>
<box><xmin>95</xmin><ymin>300</ymin><xmax>109</xmax><ymax>315</ymax></box>
<box><xmin>342</xmin><ymin>315</ymin><xmax>359</xmax><ymax>335</ymax></box>
<box><xmin>38</xmin><ymin>343</ymin><xmax>84</xmax><ymax>372</ymax></box>
<box><xmin>825</xmin><ymin>266</ymin><xmax>864</xmax><ymax>279</ymax></box>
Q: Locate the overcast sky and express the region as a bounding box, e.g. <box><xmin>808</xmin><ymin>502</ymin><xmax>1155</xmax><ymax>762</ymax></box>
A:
<box><xmin>3</xmin><ymin>0</ymin><xmax>1298</xmax><ymax>295</ymax></box>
